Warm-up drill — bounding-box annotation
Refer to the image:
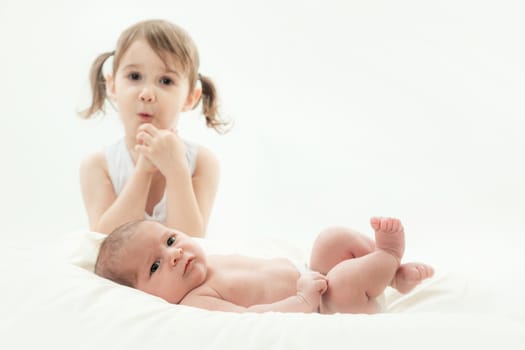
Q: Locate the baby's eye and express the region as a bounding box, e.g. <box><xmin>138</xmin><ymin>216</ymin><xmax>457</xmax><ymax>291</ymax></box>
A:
<box><xmin>167</xmin><ymin>236</ymin><xmax>176</xmax><ymax>246</ymax></box>
<box><xmin>160</xmin><ymin>77</ymin><xmax>174</xmax><ymax>85</ymax></box>
<box><xmin>128</xmin><ymin>72</ymin><xmax>141</xmax><ymax>81</ymax></box>
<box><xmin>150</xmin><ymin>261</ymin><xmax>160</xmax><ymax>274</ymax></box>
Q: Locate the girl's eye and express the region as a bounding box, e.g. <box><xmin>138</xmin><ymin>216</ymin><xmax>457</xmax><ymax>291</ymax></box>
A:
<box><xmin>167</xmin><ymin>236</ymin><xmax>176</xmax><ymax>246</ymax></box>
<box><xmin>128</xmin><ymin>72</ymin><xmax>141</xmax><ymax>80</ymax></box>
<box><xmin>160</xmin><ymin>77</ymin><xmax>174</xmax><ymax>85</ymax></box>
<box><xmin>150</xmin><ymin>261</ymin><xmax>160</xmax><ymax>274</ymax></box>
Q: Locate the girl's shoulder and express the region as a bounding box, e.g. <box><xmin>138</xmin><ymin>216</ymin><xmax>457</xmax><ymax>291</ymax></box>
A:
<box><xmin>182</xmin><ymin>139</ymin><xmax>218</xmax><ymax>175</ymax></box>
<box><xmin>80</xmin><ymin>138</ymin><xmax>125</xmax><ymax>172</ymax></box>
<box><xmin>79</xmin><ymin>150</ymin><xmax>107</xmax><ymax>175</ymax></box>
<box><xmin>193</xmin><ymin>144</ymin><xmax>220</xmax><ymax>175</ymax></box>
<box><xmin>194</xmin><ymin>144</ymin><xmax>217</xmax><ymax>161</ymax></box>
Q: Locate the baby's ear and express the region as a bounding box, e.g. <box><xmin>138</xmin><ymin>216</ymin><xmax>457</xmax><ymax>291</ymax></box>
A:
<box><xmin>106</xmin><ymin>74</ymin><xmax>116</xmax><ymax>101</ymax></box>
<box><xmin>183</xmin><ymin>86</ymin><xmax>202</xmax><ymax>111</ymax></box>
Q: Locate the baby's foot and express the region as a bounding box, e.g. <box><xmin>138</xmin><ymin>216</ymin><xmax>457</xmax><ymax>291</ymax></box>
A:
<box><xmin>370</xmin><ymin>217</ymin><xmax>405</xmax><ymax>263</ymax></box>
<box><xmin>391</xmin><ymin>263</ymin><xmax>435</xmax><ymax>294</ymax></box>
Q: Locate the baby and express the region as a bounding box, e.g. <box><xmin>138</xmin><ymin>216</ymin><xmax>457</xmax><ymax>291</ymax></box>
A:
<box><xmin>95</xmin><ymin>218</ymin><xmax>434</xmax><ymax>313</ymax></box>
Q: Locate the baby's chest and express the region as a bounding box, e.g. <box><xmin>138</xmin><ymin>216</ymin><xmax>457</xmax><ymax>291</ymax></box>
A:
<box><xmin>210</xmin><ymin>258</ymin><xmax>301</xmax><ymax>306</ymax></box>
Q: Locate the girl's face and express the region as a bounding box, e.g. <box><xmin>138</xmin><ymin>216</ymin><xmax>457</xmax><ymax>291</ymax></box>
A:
<box><xmin>108</xmin><ymin>39</ymin><xmax>199</xmax><ymax>143</ymax></box>
<box><xmin>124</xmin><ymin>221</ymin><xmax>208</xmax><ymax>304</ymax></box>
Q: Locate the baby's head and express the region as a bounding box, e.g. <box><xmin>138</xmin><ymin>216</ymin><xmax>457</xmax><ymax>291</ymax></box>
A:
<box><xmin>95</xmin><ymin>220</ymin><xmax>208</xmax><ymax>304</ymax></box>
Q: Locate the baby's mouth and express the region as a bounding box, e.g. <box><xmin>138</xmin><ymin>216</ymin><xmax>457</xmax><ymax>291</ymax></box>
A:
<box><xmin>183</xmin><ymin>258</ymin><xmax>194</xmax><ymax>275</ymax></box>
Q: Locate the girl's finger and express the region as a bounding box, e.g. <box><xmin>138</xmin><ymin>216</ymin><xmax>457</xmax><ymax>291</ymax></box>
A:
<box><xmin>135</xmin><ymin>144</ymin><xmax>151</xmax><ymax>154</ymax></box>
<box><xmin>138</xmin><ymin>123</ymin><xmax>159</xmax><ymax>135</ymax></box>
<box><xmin>137</xmin><ymin>131</ymin><xmax>153</xmax><ymax>145</ymax></box>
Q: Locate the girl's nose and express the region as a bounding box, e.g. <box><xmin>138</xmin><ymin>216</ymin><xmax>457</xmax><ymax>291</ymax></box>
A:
<box><xmin>139</xmin><ymin>87</ymin><xmax>155</xmax><ymax>103</ymax></box>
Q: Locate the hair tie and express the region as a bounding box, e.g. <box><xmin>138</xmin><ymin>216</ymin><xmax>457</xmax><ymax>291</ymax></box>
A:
<box><xmin>198</xmin><ymin>73</ymin><xmax>202</xmax><ymax>80</ymax></box>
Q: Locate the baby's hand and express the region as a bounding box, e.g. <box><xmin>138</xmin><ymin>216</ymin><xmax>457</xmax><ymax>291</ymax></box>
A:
<box><xmin>296</xmin><ymin>271</ymin><xmax>328</xmax><ymax>312</ymax></box>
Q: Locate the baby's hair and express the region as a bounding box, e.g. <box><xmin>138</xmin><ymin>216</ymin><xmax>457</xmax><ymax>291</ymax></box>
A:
<box><xmin>94</xmin><ymin>219</ymin><xmax>145</xmax><ymax>287</ymax></box>
<box><xmin>80</xmin><ymin>19</ymin><xmax>229</xmax><ymax>133</ymax></box>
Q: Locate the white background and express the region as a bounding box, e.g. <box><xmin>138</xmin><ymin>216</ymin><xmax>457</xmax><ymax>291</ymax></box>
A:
<box><xmin>0</xmin><ymin>0</ymin><xmax>524</xmax><ymax>268</ymax></box>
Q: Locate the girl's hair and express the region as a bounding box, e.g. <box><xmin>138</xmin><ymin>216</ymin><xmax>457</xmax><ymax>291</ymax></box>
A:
<box><xmin>80</xmin><ymin>19</ymin><xmax>228</xmax><ymax>133</ymax></box>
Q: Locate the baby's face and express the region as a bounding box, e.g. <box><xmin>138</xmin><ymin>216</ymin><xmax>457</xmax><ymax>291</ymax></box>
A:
<box><xmin>123</xmin><ymin>221</ymin><xmax>208</xmax><ymax>303</ymax></box>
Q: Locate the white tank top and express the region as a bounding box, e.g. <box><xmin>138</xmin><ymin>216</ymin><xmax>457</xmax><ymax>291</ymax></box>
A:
<box><xmin>104</xmin><ymin>138</ymin><xmax>198</xmax><ymax>222</ymax></box>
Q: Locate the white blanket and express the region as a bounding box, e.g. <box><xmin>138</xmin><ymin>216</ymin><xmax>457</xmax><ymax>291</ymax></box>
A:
<box><xmin>1</xmin><ymin>230</ymin><xmax>524</xmax><ymax>350</ymax></box>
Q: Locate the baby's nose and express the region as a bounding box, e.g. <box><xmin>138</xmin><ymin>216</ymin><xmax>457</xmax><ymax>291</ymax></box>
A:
<box><xmin>170</xmin><ymin>248</ymin><xmax>184</xmax><ymax>266</ymax></box>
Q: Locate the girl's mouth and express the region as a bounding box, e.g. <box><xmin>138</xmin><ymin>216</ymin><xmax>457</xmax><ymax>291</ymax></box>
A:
<box><xmin>138</xmin><ymin>113</ymin><xmax>153</xmax><ymax>122</ymax></box>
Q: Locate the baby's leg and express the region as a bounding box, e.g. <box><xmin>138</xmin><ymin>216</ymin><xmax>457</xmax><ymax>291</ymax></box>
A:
<box><xmin>309</xmin><ymin>226</ymin><xmax>375</xmax><ymax>275</ymax></box>
<box><xmin>320</xmin><ymin>217</ymin><xmax>404</xmax><ymax>314</ymax></box>
<box><xmin>310</xmin><ymin>224</ymin><xmax>434</xmax><ymax>294</ymax></box>
<box><xmin>391</xmin><ymin>262</ymin><xmax>434</xmax><ymax>293</ymax></box>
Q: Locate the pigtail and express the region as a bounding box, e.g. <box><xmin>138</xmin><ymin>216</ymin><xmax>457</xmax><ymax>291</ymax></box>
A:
<box><xmin>79</xmin><ymin>51</ymin><xmax>114</xmax><ymax>119</ymax></box>
<box><xmin>198</xmin><ymin>74</ymin><xmax>230</xmax><ymax>133</ymax></box>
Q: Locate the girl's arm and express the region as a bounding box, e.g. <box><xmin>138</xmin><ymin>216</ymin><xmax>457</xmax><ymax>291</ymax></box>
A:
<box><xmin>165</xmin><ymin>146</ymin><xmax>220</xmax><ymax>237</ymax></box>
<box><xmin>136</xmin><ymin>124</ymin><xmax>219</xmax><ymax>237</ymax></box>
<box><xmin>79</xmin><ymin>152</ymin><xmax>153</xmax><ymax>233</ymax></box>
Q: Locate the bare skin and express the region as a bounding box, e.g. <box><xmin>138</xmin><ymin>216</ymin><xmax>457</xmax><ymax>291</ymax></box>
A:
<box><xmin>80</xmin><ymin>39</ymin><xmax>219</xmax><ymax>237</ymax></box>
<box><xmin>314</xmin><ymin>217</ymin><xmax>408</xmax><ymax>313</ymax></box>
<box><xmin>309</xmin><ymin>223</ymin><xmax>434</xmax><ymax>295</ymax></box>
<box><xmin>392</xmin><ymin>263</ymin><xmax>435</xmax><ymax>293</ymax></box>
<box><xmin>107</xmin><ymin>218</ymin><xmax>433</xmax><ymax>314</ymax></box>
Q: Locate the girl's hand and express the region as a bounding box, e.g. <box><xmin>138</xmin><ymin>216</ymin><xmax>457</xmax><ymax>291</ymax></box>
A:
<box><xmin>135</xmin><ymin>124</ymin><xmax>189</xmax><ymax>176</ymax></box>
<box><xmin>134</xmin><ymin>132</ymin><xmax>157</xmax><ymax>174</ymax></box>
<box><xmin>296</xmin><ymin>271</ymin><xmax>328</xmax><ymax>312</ymax></box>
<box><xmin>135</xmin><ymin>152</ymin><xmax>157</xmax><ymax>174</ymax></box>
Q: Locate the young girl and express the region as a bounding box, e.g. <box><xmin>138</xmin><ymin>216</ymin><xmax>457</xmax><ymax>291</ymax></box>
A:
<box><xmin>80</xmin><ymin>19</ymin><xmax>228</xmax><ymax>236</ymax></box>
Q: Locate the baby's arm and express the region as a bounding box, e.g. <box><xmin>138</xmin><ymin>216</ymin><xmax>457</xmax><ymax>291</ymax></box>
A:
<box><xmin>182</xmin><ymin>272</ymin><xmax>327</xmax><ymax>313</ymax></box>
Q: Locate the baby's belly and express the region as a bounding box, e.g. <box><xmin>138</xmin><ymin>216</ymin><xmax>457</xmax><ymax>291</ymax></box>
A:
<box><xmin>219</xmin><ymin>257</ymin><xmax>301</xmax><ymax>307</ymax></box>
